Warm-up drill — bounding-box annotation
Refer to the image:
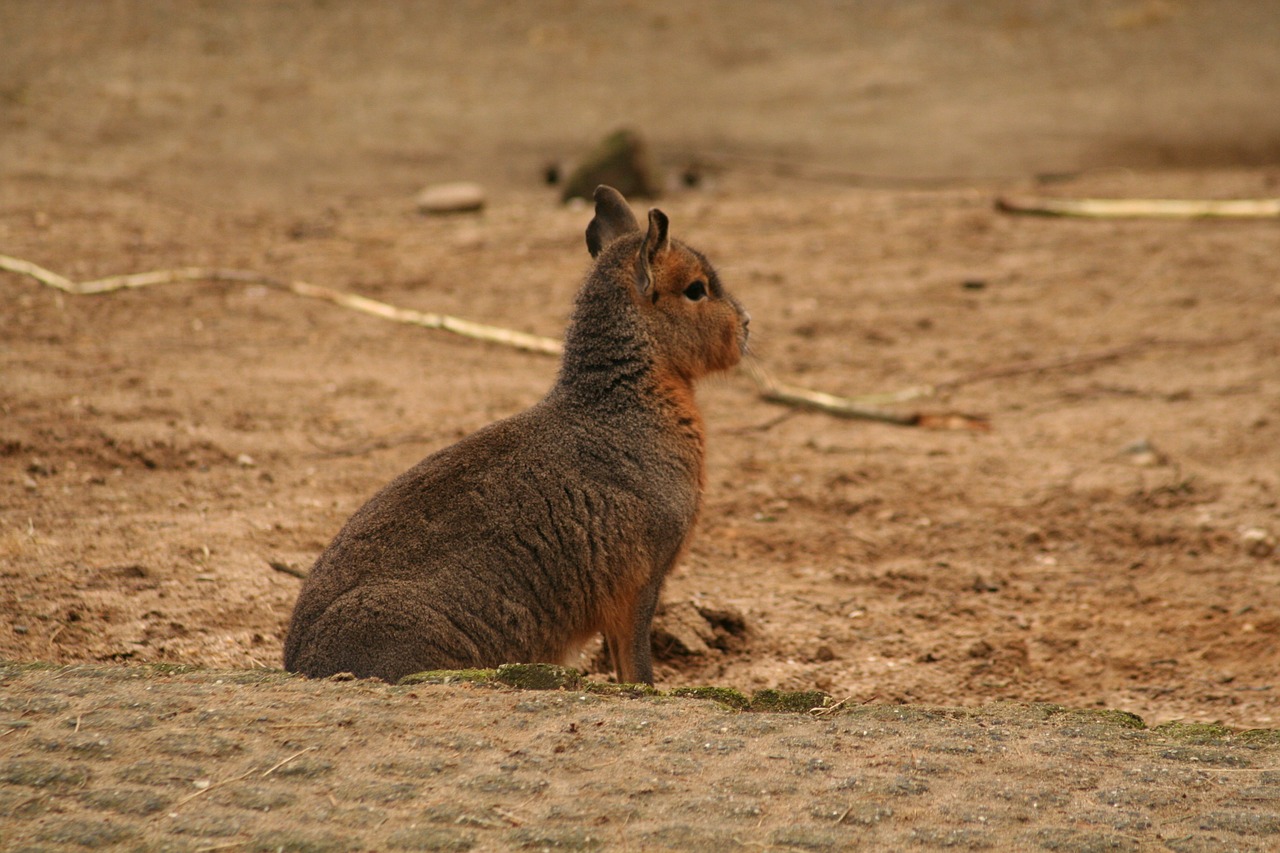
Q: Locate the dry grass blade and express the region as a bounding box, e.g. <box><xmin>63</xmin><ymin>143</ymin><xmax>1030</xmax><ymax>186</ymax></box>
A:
<box><xmin>171</xmin><ymin>767</ymin><xmax>257</xmax><ymax>808</ymax></box>
<box><xmin>261</xmin><ymin>746</ymin><xmax>319</xmax><ymax>777</ymax></box>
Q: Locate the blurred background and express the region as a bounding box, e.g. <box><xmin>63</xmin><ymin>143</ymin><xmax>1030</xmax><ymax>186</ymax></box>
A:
<box><xmin>3</xmin><ymin>0</ymin><xmax>1278</xmax><ymax>211</ymax></box>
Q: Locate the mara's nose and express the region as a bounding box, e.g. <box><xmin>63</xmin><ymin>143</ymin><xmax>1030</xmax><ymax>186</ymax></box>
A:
<box><xmin>741</xmin><ymin>310</ymin><xmax>751</xmax><ymax>328</ymax></box>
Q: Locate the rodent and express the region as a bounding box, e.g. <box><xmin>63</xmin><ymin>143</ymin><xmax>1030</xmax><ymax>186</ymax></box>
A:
<box><xmin>282</xmin><ymin>185</ymin><xmax>750</xmax><ymax>685</ymax></box>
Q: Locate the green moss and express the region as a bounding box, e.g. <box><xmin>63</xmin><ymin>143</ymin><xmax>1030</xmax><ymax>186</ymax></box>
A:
<box><xmin>749</xmin><ymin>689</ymin><xmax>831</xmax><ymax>713</ymax></box>
<box><xmin>0</xmin><ymin>659</ymin><xmax>63</xmax><ymax>674</ymax></box>
<box><xmin>218</xmin><ymin>669</ymin><xmax>298</xmax><ymax>685</ymax></box>
<box><xmin>582</xmin><ymin>680</ymin><xmax>660</xmax><ymax>698</ymax></box>
<box><xmin>140</xmin><ymin>662</ymin><xmax>203</xmax><ymax>676</ymax></box>
<box><xmin>1236</xmin><ymin>728</ymin><xmax>1280</xmax><ymax>746</ymax></box>
<box><xmin>494</xmin><ymin>664</ymin><xmax>581</xmax><ymax>691</ymax></box>
<box><xmin>399</xmin><ymin>669</ymin><xmax>497</xmax><ymax>686</ymax></box>
<box><xmin>840</xmin><ymin>705</ymin><xmax>955</xmax><ymax>726</ymax></box>
<box><xmin>997</xmin><ymin>701</ymin><xmax>1068</xmax><ymax>721</ymax></box>
<box><xmin>1152</xmin><ymin>721</ymin><xmax>1237</xmax><ymax>744</ymax></box>
<box><xmin>670</xmin><ymin>686</ymin><xmax>751</xmax><ymax>711</ymax></box>
<box><xmin>1060</xmin><ymin>708</ymin><xmax>1147</xmax><ymax>730</ymax></box>
<box><xmin>985</xmin><ymin>702</ymin><xmax>1147</xmax><ymax>731</ymax></box>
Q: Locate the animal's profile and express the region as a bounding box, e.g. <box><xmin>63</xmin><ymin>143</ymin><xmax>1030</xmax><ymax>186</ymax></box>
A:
<box><xmin>283</xmin><ymin>185</ymin><xmax>749</xmax><ymax>685</ymax></box>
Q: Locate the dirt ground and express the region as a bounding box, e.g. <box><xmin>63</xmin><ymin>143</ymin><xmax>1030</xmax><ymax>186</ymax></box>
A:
<box><xmin>2</xmin><ymin>663</ymin><xmax>1278</xmax><ymax>852</ymax></box>
<box><xmin>2</xmin><ymin>2</ymin><xmax>1279</xmax><ymax>849</ymax></box>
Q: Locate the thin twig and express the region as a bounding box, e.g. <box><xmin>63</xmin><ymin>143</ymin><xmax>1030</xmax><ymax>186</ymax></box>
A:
<box><xmin>172</xmin><ymin>767</ymin><xmax>257</xmax><ymax>808</ymax></box>
<box><xmin>743</xmin><ymin>358</ymin><xmax>990</xmax><ymax>429</ymax></box>
<box><xmin>261</xmin><ymin>745</ymin><xmax>318</xmax><ymax>777</ymax></box>
<box><xmin>268</xmin><ymin>560</ymin><xmax>309</xmax><ymax>580</ymax></box>
<box><xmin>810</xmin><ymin>696</ymin><xmax>852</xmax><ymax>718</ymax></box>
<box><xmin>936</xmin><ymin>335</ymin><xmax>1247</xmax><ymax>392</ymax></box>
<box><xmin>936</xmin><ymin>343</ymin><xmax>1152</xmax><ymax>391</ymax></box>
<box><xmin>742</xmin><ymin>358</ymin><xmax>922</xmax><ymax>426</ymax></box>
<box><xmin>284</xmin><ymin>277</ymin><xmax>564</xmax><ymax>357</ymax></box>
<box><xmin>0</xmin><ymin>255</ymin><xmax>564</xmax><ymax>356</ymax></box>
<box><xmin>733</xmin><ymin>408</ymin><xmax>801</xmax><ymax>434</ymax></box>
<box><xmin>997</xmin><ymin>195</ymin><xmax>1280</xmax><ymax>219</ymax></box>
<box><xmin>490</xmin><ymin>806</ymin><xmax>524</xmax><ymax>827</ymax></box>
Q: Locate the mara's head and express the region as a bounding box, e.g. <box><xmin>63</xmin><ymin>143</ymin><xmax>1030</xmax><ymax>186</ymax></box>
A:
<box><xmin>584</xmin><ymin>185</ymin><xmax>749</xmax><ymax>380</ymax></box>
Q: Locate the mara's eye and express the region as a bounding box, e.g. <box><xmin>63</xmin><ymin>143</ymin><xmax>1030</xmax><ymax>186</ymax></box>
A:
<box><xmin>683</xmin><ymin>279</ymin><xmax>708</xmax><ymax>301</ymax></box>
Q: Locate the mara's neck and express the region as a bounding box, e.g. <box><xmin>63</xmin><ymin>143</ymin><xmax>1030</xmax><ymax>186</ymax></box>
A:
<box><xmin>553</xmin><ymin>311</ymin><xmax>704</xmax><ymax>450</ymax></box>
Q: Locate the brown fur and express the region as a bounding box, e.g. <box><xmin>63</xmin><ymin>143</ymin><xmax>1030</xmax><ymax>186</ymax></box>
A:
<box><xmin>283</xmin><ymin>186</ymin><xmax>749</xmax><ymax>685</ymax></box>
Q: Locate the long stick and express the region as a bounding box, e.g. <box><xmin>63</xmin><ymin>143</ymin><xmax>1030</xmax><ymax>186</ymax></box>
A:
<box><xmin>996</xmin><ymin>196</ymin><xmax>1280</xmax><ymax>219</ymax></box>
<box><xmin>0</xmin><ymin>256</ymin><xmax>565</xmax><ymax>356</ymax></box>
<box><xmin>741</xmin><ymin>359</ymin><xmax>923</xmax><ymax>426</ymax></box>
<box><xmin>1</xmin><ymin>253</ymin><xmax>944</xmax><ymax>425</ymax></box>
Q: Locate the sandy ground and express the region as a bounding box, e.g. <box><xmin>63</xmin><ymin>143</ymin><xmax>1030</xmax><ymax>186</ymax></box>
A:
<box><xmin>2</xmin><ymin>2</ymin><xmax>1279</xmax><ymax>849</ymax></box>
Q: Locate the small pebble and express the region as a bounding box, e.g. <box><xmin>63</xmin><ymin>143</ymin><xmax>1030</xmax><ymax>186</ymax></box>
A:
<box><xmin>415</xmin><ymin>182</ymin><xmax>486</xmax><ymax>215</ymax></box>
<box><xmin>1240</xmin><ymin>528</ymin><xmax>1275</xmax><ymax>558</ymax></box>
<box><xmin>1120</xmin><ymin>438</ymin><xmax>1165</xmax><ymax>467</ymax></box>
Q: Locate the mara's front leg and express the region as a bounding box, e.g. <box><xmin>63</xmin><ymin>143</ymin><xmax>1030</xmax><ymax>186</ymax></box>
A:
<box><xmin>603</xmin><ymin>573</ymin><xmax>665</xmax><ymax>685</ymax></box>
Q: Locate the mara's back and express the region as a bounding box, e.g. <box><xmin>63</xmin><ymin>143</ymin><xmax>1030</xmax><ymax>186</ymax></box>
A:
<box><xmin>283</xmin><ymin>185</ymin><xmax>749</xmax><ymax>684</ymax></box>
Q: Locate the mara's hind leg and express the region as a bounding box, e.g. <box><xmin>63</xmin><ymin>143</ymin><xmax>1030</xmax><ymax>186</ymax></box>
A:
<box><xmin>291</xmin><ymin>582</ymin><xmax>483</xmax><ymax>682</ymax></box>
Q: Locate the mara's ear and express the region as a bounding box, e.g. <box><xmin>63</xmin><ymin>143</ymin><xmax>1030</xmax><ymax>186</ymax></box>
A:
<box><xmin>585</xmin><ymin>185</ymin><xmax>641</xmax><ymax>258</ymax></box>
<box><xmin>633</xmin><ymin>208</ymin><xmax>669</xmax><ymax>297</ymax></box>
